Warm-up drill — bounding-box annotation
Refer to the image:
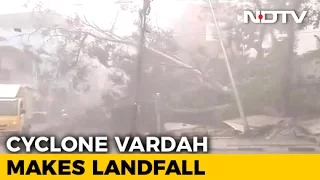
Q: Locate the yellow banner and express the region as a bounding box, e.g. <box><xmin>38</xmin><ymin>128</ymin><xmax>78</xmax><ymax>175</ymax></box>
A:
<box><xmin>0</xmin><ymin>154</ymin><xmax>319</xmax><ymax>180</ymax></box>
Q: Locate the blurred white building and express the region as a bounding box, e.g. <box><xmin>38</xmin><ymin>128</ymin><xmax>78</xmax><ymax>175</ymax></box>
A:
<box><xmin>295</xmin><ymin>27</ymin><xmax>320</xmax><ymax>83</ymax></box>
<box><xmin>0</xmin><ymin>11</ymin><xmax>67</xmax><ymax>87</ymax></box>
<box><xmin>0</xmin><ymin>11</ymin><xmax>119</xmax><ymax>115</ymax></box>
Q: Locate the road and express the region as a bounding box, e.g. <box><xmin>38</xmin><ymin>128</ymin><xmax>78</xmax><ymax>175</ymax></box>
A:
<box><xmin>1</xmin><ymin>119</ymin><xmax>320</xmax><ymax>153</ymax></box>
<box><xmin>0</xmin><ymin>116</ymin><xmax>113</xmax><ymax>153</ymax></box>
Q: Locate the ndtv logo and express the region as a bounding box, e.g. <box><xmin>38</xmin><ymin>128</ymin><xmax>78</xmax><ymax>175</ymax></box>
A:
<box><xmin>243</xmin><ymin>10</ymin><xmax>308</xmax><ymax>24</ymax></box>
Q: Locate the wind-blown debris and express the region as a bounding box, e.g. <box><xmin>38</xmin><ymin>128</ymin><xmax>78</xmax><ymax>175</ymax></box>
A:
<box><xmin>164</xmin><ymin>115</ymin><xmax>320</xmax><ymax>145</ymax></box>
<box><xmin>223</xmin><ymin>115</ymin><xmax>288</xmax><ymax>133</ymax></box>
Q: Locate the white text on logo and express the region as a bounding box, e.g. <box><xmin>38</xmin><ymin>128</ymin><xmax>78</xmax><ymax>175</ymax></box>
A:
<box><xmin>243</xmin><ymin>10</ymin><xmax>307</xmax><ymax>24</ymax></box>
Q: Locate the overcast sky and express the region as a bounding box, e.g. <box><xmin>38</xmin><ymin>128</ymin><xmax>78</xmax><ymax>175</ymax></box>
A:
<box><xmin>0</xmin><ymin>0</ymin><xmax>190</xmax><ymax>31</ymax></box>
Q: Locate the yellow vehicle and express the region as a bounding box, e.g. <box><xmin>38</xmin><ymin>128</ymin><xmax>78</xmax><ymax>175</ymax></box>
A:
<box><xmin>0</xmin><ymin>84</ymin><xmax>34</xmax><ymax>135</ymax></box>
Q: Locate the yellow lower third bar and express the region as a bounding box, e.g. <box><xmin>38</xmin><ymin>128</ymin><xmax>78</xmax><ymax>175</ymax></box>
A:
<box><xmin>0</xmin><ymin>154</ymin><xmax>319</xmax><ymax>180</ymax></box>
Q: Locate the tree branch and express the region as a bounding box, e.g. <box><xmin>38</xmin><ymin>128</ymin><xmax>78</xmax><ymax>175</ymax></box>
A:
<box><xmin>24</xmin><ymin>19</ymin><xmax>231</xmax><ymax>95</ymax></box>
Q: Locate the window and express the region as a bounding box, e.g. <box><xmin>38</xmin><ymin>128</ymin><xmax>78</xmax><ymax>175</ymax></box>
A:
<box><xmin>13</xmin><ymin>28</ymin><xmax>22</xmax><ymax>32</ymax></box>
<box><xmin>0</xmin><ymin>99</ymin><xmax>19</xmax><ymax>116</ymax></box>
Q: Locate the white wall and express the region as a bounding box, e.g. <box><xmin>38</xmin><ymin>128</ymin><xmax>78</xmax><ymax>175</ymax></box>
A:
<box><xmin>0</xmin><ymin>13</ymin><xmax>121</xmax><ymax>116</ymax></box>
<box><xmin>296</xmin><ymin>28</ymin><xmax>320</xmax><ymax>55</ymax></box>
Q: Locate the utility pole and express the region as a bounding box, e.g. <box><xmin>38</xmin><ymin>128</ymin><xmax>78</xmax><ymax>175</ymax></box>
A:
<box><xmin>155</xmin><ymin>93</ymin><xmax>161</xmax><ymax>134</ymax></box>
<box><xmin>132</xmin><ymin>0</ymin><xmax>150</xmax><ymax>134</ymax></box>
<box><xmin>208</xmin><ymin>0</ymin><xmax>250</xmax><ymax>134</ymax></box>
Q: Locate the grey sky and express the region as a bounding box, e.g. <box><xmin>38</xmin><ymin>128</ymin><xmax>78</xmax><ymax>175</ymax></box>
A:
<box><xmin>0</xmin><ymin>0</ymin><xmax>188</xmax><ymax>31</ymax></box>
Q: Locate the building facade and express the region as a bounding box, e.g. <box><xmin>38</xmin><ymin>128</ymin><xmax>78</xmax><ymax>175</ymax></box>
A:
<box><xmin>0</xmin><ymin>11</ymin><xmax>68</xmax><ymax>88</ymax></box>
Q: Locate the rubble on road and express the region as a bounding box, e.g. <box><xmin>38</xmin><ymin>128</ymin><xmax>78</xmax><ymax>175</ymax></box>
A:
<box><xmin>164</xmin><ymin>115</ymin><xmax>320</xmax><ymax>145</ymax></box>
<box><xmin>223</xmin><ymin>115</ymin><xmax>288</xmax><ymax>133</ymax></box>
<box><xmin>164</xmin><ymin>122</ymin><xmax>238</xmax><ymax>137</ymax></box>
<box><xmin>164</xmin><ymin>122</ymin><xmax>208</xmax><ymax>136</ymax></box>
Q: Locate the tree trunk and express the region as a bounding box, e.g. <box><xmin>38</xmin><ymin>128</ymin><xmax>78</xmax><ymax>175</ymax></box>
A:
<box><xmin>282</xmin><ymin>25</ymin><xmax>294</xmax><ymax>117</ymax></box>
<box><xmin>282</xmin><ymin>0</ymin><xmax>301</xmax><ymax>117</ymax></box>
